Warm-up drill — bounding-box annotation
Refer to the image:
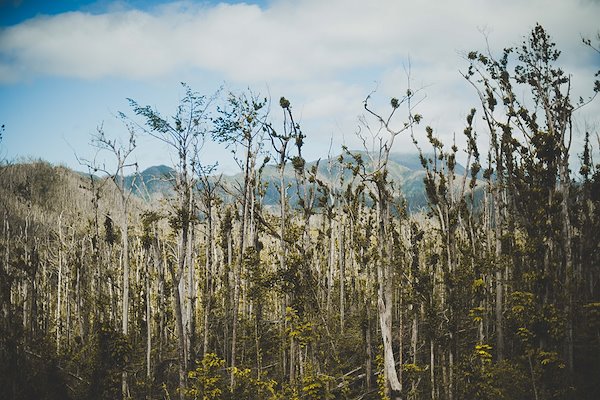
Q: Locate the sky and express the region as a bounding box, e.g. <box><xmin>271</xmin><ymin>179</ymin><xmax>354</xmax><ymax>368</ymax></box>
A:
<box><xmin>0</xmin><ymin>0</ymin><xmax>599</xmax><ymax>174</ymax></box>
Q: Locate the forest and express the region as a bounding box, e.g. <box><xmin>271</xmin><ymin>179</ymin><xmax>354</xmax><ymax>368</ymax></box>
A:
<box><xmin>1</xmin><ymin>25</ymin><xmax>599</xmax><ymax>400</ymax></box>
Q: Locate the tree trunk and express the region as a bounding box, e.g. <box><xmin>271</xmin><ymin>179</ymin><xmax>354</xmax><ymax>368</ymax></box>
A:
<box><xmin>398</xmin><ymin>292</ymin><xmax>403</xmax><ymax>394</ymax></box>
<box><xmin>339</xmin><ymin>222</ymin><xmax>346</xmax><ymax>333</ymax></box>
<box><xmin>56</xmin><ymin>214</ymin><xmax>63</xmax><ymax>353</ymax></box>
<box><xmin>365</xmin><ymin>308</ymin><xmax>372</xmax><ymax>389</ymax></box>
<box><xmin>494</xmin><ymin>168</ymin><xmax>504</xmax><ymax>361</ymax></box>
<box><xmin>430</xmin><ymin>339</ymin><xmax>435</xmax><ymax>400</ymax></box>
<box><xmin>376</xmin><ymin>195</ymin><xmax>402</xmax><ymax>399</ymax></box>
<box><xmin>146</xmin><ymin>247</ymin><xmax>152</xmax><ymax>387</ymax></box>
<box><xmin>171</xmin><ymin>269</ymin><xmax>186</xmax><ymax>400</ymax></box>
<box><xmin>231</xmin><ymin>144</ymin><xmax>253</xmax><ymax>390</ymax></box>
<box><xmin>559</xmin><ymin>155</ymin><xmax>574</xmax><ymax>372</ymax></box>
<box><xmin>327</xmin><ymin>217</ymin><xmax>335</xmax><ymax>316</ymax></box>
<box><xmin>203</xmin><ymin>205</ymin><xmax>214</xmax><ymax>357</ymax></box>
<box><xmin>120</xmin><ymin>179</ymin><xmax>130</xmax><ymax>400</ymax></box>
<box><xmin>186</xmin><ymin>221</ymin><xmax>196</xmax><ymax>366</ymax></box>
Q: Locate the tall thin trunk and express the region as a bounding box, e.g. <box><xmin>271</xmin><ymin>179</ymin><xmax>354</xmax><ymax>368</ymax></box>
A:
<box><xmin>175</xmin><ymin>166</ymin><xmax>191</xmax><ymax>396</ymax></box>
<box><xmin>559</xmin><ymin>156</ymin><xmax>574</xmax><ymax>372</ymax></box>
<box><xmin>231</xmin><ymin>143</ymin><xmax>253</xmax><ymax>390</ymax></box>
<box><xmin>339</xmin><ymin>222</ymin><xmax>346</xmax><ymax>333</ymax></box>
<box><xmin>376</xmin><ymin>193</ymin><xmax>402</xmax><ymax>399</ymax></box>
<box><xmin>56</xmin><ymin>214</ymin><xmax>63</xmax><ymax>352</ymax></box>
<box><xmin>76</xmin><ymin>240</ymin><xmax>84</xmax><ymax>340</ymax></box>
<box><xmin>175</xmin><ymin>163</ymin><xmax>191</xmax><ymax>399</ymax></box>
<box><xmin>146</xmin><ymin>247</ymin><xmax>152</xmax><ymax>385</ymax></box>
<box><xmin>120</xmin><ymin>172</ymin><xmax>130</xmax><ymax>400</ymax></box>
<box><xmin>203</xmin><ymin>205</ymin><xmax>214</xmax><ymax>357</ymax></box>
<box><xmin>494</xmin><ymin>162</ymin><xmax>505</xmax><ymax>361</ymax></box>
<box><xmin>155</xmin><ymin>240</ymin><xmax>165</xmax><ymax>362</ymax></box>
<box><xmin>327</xmin><ymin>217</ymin><xmax>335</xmax><ymax>315</ymax></box>
<box><xmin>289</xmin><ymin>331</ymin><xmax>296</xmax><ymax>384</ymax></box>
<box><xmin>122</xmin><ymin>210</ymin><xmax>129</xmax><ymax>338</ymax></box>
<box><xmin>254</xmin><ymin>302</ymin><xmax>262</xmax><ymax>378</ymax></box>
<box><xmin>398</xmin><ymin>292</ymin><xmax>403</xmax><ymax>393</ymax></box>
<box><xmin>410</xmin><ymin>307</ymin><xmax>419</xmax><ymax>394</ymax></box>
<box><xmin>172</xmin><ymin>269</ymin><xmax>186</xmax><ymax>400</ymax></box>
<box><xmin>186</xmin><ymin>222</ymin><xmax>196</xmax><ymax>365</ymax></box>
<box><xmin>430</xmin><ymin>339</ymin><xmax>435</xmax><ymax>400</ymax></box>
<box><xmin>448</xmin><ymin>345</ymin><xmax>454</xmax><ymax>400</ymax></box>
<box><xmin>366</xmin><ymin>309</ymin><xmax>372</xmax><ymax>389</ymax></box>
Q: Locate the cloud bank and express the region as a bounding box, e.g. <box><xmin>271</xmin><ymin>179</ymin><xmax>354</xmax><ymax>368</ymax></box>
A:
<box><xmin>1</xmin><ymin>0</ymin><xmax>598</xmax><ymax>84</ymax></box>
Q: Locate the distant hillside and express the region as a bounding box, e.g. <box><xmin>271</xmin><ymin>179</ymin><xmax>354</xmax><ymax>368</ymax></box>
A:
<box><xmin>127</xmin><ymin>152</ymin><xmax>479</xmax><ymax>212</ymax></box>
<box><xmin>252</xmin><ymin>151</ymin><xmax>434</xmax><ymax>211</ymax></box>
<box><xmin>125</xmin><ymin>164</ymin><xmax>175</xmax><ymax>200</ymax></box>
<box><xmin>0</xmin><ymin>161</ymin><xmax>131</xmax><ymax>233</ymax></box>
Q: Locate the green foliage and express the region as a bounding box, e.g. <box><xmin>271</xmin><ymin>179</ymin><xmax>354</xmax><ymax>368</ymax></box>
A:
<box><xmin>128</xmin><ymin>82</ymin><xmax>209</xmax><ymax>138</ymax></box>
<box><xmin>469</xmin><ymin>306</ymin><xmax>485</xmax><ymax>323</ymax></box>
<box><xmin>103</xmin><ymin>213</ymin><xmax>120</xmax><ymax>245</ymax></box>
<box><xmin>0</xmin><ymin>335</ymin><xmax>72</xmax><ymax>400</ymax></box>
<box><xmin>185</xmin><ymin>353</ymin><xmax>226</xmax><ymax>400</ymax></box>
<box><xmin>457</xmin><ymin>356</ymin><xmax>531</xmax><ymax>400</ymax></box>
<box><xmin>86</xmin><ymin>323</ymin><xmax>132</xmax><ymax>400</ymax></box>
<box><xmin>583</xmin><ymin>302</ymin><xmax>600</xmax><ymax>332</ymax></box>
<box><xmin>285</xmin><ymin>307</ymin><xmax>314</xmax><ymax>348</ymax></box>
<box><xmin>279</xmin><ymin>96</ymin><xmax>290</xmax><ymax>110</ymax></box>
<box><xmin>186</xmin><ymin>354</ymin><xmax>281</xmax><ymax>400</ymax></box>
<box><xmin>455</xmin><ymin>344</ymin><xmax>504</xmax><ymax>400</ymax></box>
<box><xmin>291</xmin><ymin>156</ymin><xmax>305</xmax><ymax>174</ymax></box>
<box><xmin>402</xmin><ymin>363</ymin><xmax>426</xmax><ymax>398</ymax></box>
<box><xmin>140</xmin><ymin>210</ymin><xmax>161</xmax><ymax>249</ymax></box>
<box><xmin>375</xmin><ymin>351</ymin><xmax>389</xmax><ymax>400</ymax></box>
<box><xmin>231</xmin><ymin>367</ymin><xmax>278</xmax><ymax>400</ymax></box>
<box><xmin>301</xmin><ymin>362</ymin><xmax>335</xmax><ymax>400</ymax></box>
<box><xmin>213</xmin><ymin>90</ymin><xmax>267</xmax><ymax>148</ymax></box>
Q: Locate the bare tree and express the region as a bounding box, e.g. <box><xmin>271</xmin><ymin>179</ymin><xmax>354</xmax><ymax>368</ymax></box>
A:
<box><xmin>86</xmin><ymin>122</ymin><xmax>138</xmax><ymax>399</ymax></box>
<box><xmin>347</xmin><ymin>84</ymin><xmax>422</xmax><ymax>399</ymax></box>
<box><xmin>126</xmin><ymin>83</ymin><xmax>215</xmax><ymax>398</ymax></box>
<box><xmin>213</xmin><ymin>89</ymin><xmax>268</xmax><ymax>390</ymax></box>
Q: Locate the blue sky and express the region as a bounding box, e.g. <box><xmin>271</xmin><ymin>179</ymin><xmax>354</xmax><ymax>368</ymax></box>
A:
<box><xmin>1</xmin><ymin>0</ymin><xmax>599</xmax><ymax>173</ymax></box>
<box><xmin>0</xmin><ymin>1</ymin><xmax>270</xmax><ymax>25</ymax></box>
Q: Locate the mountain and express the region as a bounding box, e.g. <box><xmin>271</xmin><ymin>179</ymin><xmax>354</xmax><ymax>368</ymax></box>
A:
<box><xmin>125</xmin><ymin>164</ymin><xmax>176</xmax><ymax>199</ymax></box>
<box><xmin>128</xmin><ymin>152</ymin><xmax>478</xmax><ymax>212</ymax></box>
<box><xmin>252</xmin><ymin>151</ymin><xmax>432</xmax><ymax>211</ymax></box>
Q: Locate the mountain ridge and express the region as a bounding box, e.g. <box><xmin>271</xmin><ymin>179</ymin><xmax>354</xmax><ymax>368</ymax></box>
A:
<box><xmin>127</xmin><ymin>151</ymin><xmax>477</xmax><ymax>211</ymax></box>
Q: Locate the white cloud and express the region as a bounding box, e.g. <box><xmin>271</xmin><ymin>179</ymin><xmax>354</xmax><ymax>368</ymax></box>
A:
<box><xmin>1</xmin><ymin>0</ymin><xmax>598</xmax><ymax>84</ymax></box>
